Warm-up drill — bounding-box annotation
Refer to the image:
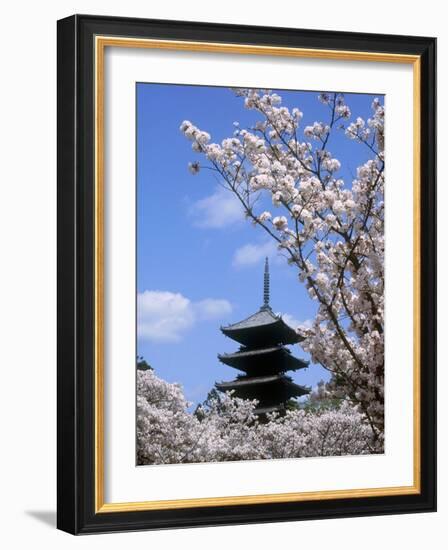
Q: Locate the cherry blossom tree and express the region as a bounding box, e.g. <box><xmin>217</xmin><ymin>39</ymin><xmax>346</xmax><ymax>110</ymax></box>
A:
<box><xmin>137</xmin><ymin>366</ymin><xmax>204</xmax><ymax>464</ymax></box>
<box><xmin>180</xmin><ymin>90</ymin><xmax>385</xmax><ymax>442</ymax></box>
<box><xmin>137</xmin><ymin>370</ymin><xmax>379</xmax><ymax>465</ymax></box>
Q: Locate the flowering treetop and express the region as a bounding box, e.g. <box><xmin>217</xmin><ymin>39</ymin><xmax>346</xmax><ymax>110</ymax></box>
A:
<box><xmin>180</xmin><ymin>89</ymin><xmax>385</xmax><ymax>440</ymax></box>
<box><xmin>137</xmin><ymin>369</ymin><xmax>380</xmax><ymax>465</ymax></box>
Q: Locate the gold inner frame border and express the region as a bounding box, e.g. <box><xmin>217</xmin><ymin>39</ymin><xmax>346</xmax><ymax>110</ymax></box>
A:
<box><xmin>94</xmin><ymin>35</ymin><xmax>421</xmax><ymax>513</ymax></box>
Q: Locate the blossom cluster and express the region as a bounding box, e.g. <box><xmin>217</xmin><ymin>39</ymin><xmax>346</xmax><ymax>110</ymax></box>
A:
<box><xmin>180</xmin><ymin>89</ymin><xmax>385</xmax><ymax>439</ymax></box>
<box><xmin>137</xmin><ymin>370</ymin><xmax>381</xmax><ymax>465</ymax></box>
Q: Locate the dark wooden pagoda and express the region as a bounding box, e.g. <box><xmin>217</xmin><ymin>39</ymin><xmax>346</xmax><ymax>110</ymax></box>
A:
<box><xmin>216</xmin><ymin>258</ymin><xmax>310</xmax><ymax>415</ymax></box>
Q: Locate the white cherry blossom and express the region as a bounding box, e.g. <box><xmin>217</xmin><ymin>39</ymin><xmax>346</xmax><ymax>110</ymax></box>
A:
<box><xmin>137</xmin><ymin>370</ymin><xmax>381</xmax><ymax>465</ymax></box>
<box><xmin>181</xmin><ymin>89</ymin><xmax>385</xmax><ymax>441</ymax></box>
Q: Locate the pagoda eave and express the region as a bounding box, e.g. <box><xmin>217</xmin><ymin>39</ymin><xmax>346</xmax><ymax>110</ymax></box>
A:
<box><xmin>218</xmin><ymin>346</ymin><xmax>308</xmax><ymax>373</ymax></box>
<box><xmin>221</xmin><ymin>324</ymin><xmax>302</xmax><ymax>347</ymax></box>
<box><xmin>216</xmin><ymin>374</ymin><xmax>285</xmax><ymax>389</ymax></box>
<box><xmin>220</xmin><ymin>305</ymin><xmax>304</xmax><ymax>347</ymax></box>
<box><xmin>215</xmin><ymin>375</ymin><xmax>310</xmax><ymax>399</ymax></box>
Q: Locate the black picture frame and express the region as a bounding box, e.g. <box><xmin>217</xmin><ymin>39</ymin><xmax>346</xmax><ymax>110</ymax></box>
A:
<box><xmin>57</xmin><ymin>14</ymin><xmax>436</xmax><ymax>534</ymax></box>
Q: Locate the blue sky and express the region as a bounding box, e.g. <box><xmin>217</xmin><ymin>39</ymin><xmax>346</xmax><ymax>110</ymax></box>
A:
<box><xmin>136</xmin><ymin>83</ymin><xmax>382</xmax><ymax>406</ymax></box>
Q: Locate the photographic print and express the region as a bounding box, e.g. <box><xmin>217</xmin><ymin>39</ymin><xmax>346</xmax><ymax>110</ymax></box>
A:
<box><xmin>136</xmin><ymin>84</ymin><xmax>385</xmax><ymax>466</ymax></box>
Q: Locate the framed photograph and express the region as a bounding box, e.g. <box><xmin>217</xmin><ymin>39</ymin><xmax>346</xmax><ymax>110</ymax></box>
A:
<box><xmin>57</xmin><ymin>14</ymin><xmax>436</xmax><ymax>534</ymax></box>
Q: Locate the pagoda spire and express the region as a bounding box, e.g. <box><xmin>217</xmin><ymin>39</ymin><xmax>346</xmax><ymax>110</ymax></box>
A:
<box><xmin>263</xmin><ymin>257</ymin><xmax>270</xmax><ymax>308</ymax></box>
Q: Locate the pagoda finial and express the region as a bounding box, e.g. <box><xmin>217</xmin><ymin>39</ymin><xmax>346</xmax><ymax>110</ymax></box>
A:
<box><xmin>263</xmin><ymin>257</ymin><xmax>270</xmax><ymax>307</ymax></box>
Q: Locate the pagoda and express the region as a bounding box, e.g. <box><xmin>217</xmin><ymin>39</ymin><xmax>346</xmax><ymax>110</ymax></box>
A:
<box><xmin>216</xmin><ymin>258</ymin><xmax>310</xmax><ymax>415</ymax></box>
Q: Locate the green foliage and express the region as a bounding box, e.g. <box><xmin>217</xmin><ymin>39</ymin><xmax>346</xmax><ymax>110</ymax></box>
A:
<box><xmin>194</xmin><ymin>388</ymin><xmax>224</xmax><ymax>420</ymax></box>
<box><xmin>137</xmin><ymin>355</ymin><xmax>153</xmax><ymax>371</ymax></box>
<box><xmin>285</xmin><ymin>398</ymin><xmax>301</xmax><ymax>411</ymax></box>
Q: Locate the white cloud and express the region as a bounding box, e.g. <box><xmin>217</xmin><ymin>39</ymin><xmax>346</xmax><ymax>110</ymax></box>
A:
<box><xmin>281</xmin><ymin>313</ymin><xmax>314</xmax><ymax>331</ymax></box>
<box><xmin>232</xmin><ymin>240</ymin><xmax>278</xmax><ymax>268</ymax></box>
<box><xmin>137</xmin><ymin>290</ymin><xmax>232</xmax><ymax>343</ymax></box>
<box><xmin>190</xmin><ymin>186</ymin><xmax>243</xmax><ymax>228</ymax></box>
<box><xmin>195</xmin><ymin>298</ymin><xmax>233</xmax><ymax>320</ymax></box>
<box><xmin>138</xmin><ymin>290</ymin><xmax>194</xmax><ymax>343</ymax></box>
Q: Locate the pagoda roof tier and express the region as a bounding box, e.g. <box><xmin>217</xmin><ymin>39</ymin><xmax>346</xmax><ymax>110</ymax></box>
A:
<box><xmin>221</xmin><ymin>306</ymin><xmax>304</xmax><ymax>347</ymax></box>
<box><xmin>218</xmin><ymin>345</ymin><xmax>308</xmax><ymax>374</ymax></box>
<box><xmin>215</xmin><ymin>374</ymin><xmax>310</xmax><ymax>400</ymax></box>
